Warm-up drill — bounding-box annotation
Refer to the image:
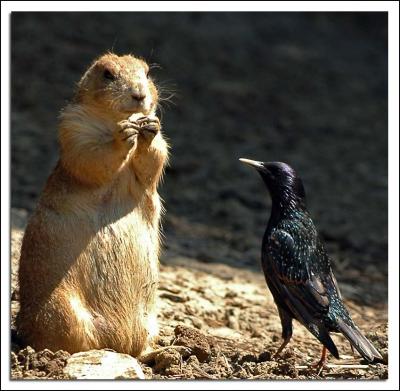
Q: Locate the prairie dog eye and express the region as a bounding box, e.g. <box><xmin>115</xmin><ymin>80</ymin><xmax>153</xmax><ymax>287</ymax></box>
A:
<box><xmin>103</xmin><ymin>69</ymin><xmax>115</xmax><ymax>80</ymax></box>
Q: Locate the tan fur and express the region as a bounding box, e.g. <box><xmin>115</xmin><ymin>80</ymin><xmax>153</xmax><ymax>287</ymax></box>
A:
<box><xmin>17</xmin><ymin>53</ymin><xmax>169</xmax><ymax>356</ymax></box>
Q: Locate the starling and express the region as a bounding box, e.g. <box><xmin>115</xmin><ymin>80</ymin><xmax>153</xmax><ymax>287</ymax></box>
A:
<box><xmin>239</xmin><ymin>158</ymin><xmax>383</xmax><ymax>366</ymax></box>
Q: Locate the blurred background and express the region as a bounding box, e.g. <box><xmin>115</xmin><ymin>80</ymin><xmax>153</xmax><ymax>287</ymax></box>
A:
<box><xmin>11</xmin><ymin>12</ymin><xmax>388</xmax><ymax>305</ymax></box>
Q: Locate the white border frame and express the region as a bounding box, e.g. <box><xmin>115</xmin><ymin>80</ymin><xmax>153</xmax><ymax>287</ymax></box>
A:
<box><xmin>2</xmin><ymin>2</ymin><xmax>399</xmax><ymax>390</ymax></box>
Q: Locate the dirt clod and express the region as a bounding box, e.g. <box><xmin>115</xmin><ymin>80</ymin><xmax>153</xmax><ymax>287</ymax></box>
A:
<box><xmin>154</xmin><ymin>348</ymin><xmax>181</xmax><ymax>373</ymax></box>
<box><xmin>160</xmin><ymin>293</ymin><xmax>188</xmax><ymax>303</ymax></box>
<box><xmin>258</xmin><ymin>350</ymin><xmax>273</xmax><ymax>362</ymax></box>
<box><xmin>11</xmin><ymin>346</ymin><xmax>70</xmax><ymax>379</ymax></box>
<box><xmin>174</xmin><ymin>325</ymin><xmax>212</xmax><ymax>362</ymax></box>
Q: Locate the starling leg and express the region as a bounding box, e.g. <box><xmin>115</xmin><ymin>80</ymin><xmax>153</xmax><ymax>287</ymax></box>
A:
<box><xmin>274</xmin><ymin>307</ymin><xmax>293</xmax><ymax>358</ymax></box>
<box><xmin>274</xmin><ymin>335</ymin><xmax>292</xmax><ymax>358</ymax></box>
<box><xmin>312</xmin><ymin>346</ymin><xmax>328</xmax><ymax>375</ymax></box>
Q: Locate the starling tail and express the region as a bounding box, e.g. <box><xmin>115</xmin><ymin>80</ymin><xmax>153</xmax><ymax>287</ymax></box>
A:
<box><xmin>336</xmin><ymin>318</ymin><xmax>383</xmax><ymax>362</ymax></box>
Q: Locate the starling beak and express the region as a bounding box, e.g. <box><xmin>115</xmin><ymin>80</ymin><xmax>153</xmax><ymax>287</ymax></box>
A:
<box><xmin>239</xmin><ymin>158</ymin><xmax>264</xmax><ymax>169</ymax></box>
<box><xmin>242</xmin><ymin>159</ymin><xmax>383</xmax><ymax>366</ymax></box>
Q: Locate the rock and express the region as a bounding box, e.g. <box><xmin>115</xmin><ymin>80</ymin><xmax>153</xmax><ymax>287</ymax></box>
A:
<box><xmin>12</xmin><ymin>346</ymin><xmax>70</xmax><ymax>379</ymax></box>
<box><xmin>225</xmin><ymin>290</ymin><xmax>238</xmax><ymax>298</ymax></box>
<box><xmin>191</xmin><ymin>317</ymin><xmax>203</xmax><ymax>329</ymax></box>
<box><xmin>17</xmin><ymin>345</ymin><xmax>35</xmax><ymax>366</ymax></box>
<box><xmin>11</xmin><ymin>351</ymin><xmax>19</xmax><ymax>369</ymax></box>
<box><xmin>239</xmin><ymin>353</ymin><xmax>258</xmax><ymax>364</ymax></box>
<box><xmin>154</xmin><ymin>348</ymin><xmax>181</xmax><ymax>373</ymax></box>
<box><xmin>160</xmin><ymin>292</ymin><xmax>188</xmax><ymax>303</ymax></box>
<box><xmin>174</xmin><ymin>325</ymin><xmax>211</xmax><ymax>362</ymax></box>
<box><xmin>139</xmin><ymin>346</ymin><xmax>191</xmax><ymax>365</ymax></box>
<box><xmin>63</xmin><ymin>350</ymin><xmax>145</xmax><ymax>379</ymax></box>
<box><xmin>250</xmin><ymin>327</ymin><xmax>263</xmax><ymax>338</ymax></box>
<box><xmin>186</xmin><ymin>355</ymin><xmax>200</xmax><ymax>367</ymax></box>
<box><xmin>226</xmin><ymin>308</ymin><xmax>240</xmax><ymax>330</ymax></box>
<box><xmin>258</xmin><ymin>351</ymin><xmax>273</xmax><ymax>362</ymax></box>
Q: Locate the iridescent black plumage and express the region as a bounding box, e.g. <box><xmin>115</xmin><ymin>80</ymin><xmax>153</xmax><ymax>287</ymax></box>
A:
<box><xmin>240</xmin><ymin>158</ymin><xmax>382</xmax><ymax>363</ymax></box>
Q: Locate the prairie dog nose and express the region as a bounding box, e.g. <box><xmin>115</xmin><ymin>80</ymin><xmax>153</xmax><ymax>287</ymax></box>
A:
<box><xmin>131</xmin><ymin>88</ymin><xmax>146</xmax><ymax>102</ymax></box>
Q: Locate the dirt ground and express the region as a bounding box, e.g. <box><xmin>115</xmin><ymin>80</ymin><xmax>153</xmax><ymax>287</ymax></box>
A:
<box><xmin>10</xmin><ymin>12</ymin><xmax>388</xmax><ymax>380</ymax></box>
<box><xmin>10</xmin><ymin>212</ymin><xmax>388</xmax><ymax>380</ymax></box>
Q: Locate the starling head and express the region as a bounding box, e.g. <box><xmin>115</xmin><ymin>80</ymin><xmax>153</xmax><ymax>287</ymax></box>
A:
<box><xmin>239</xmin><ymin>158</ymin><xmax>306</xmax><ymax>209</ymax></box>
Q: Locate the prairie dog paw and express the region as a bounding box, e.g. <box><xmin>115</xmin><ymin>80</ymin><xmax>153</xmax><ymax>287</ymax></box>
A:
<box><xmin>131</xmin><ymin>115</ymin><xmax>161</xmax><ymax>143</ymax></box>
<box><xmin>116</xmin><ymin>120</ymin><xmax>140</xmax><ymax>150</ymax></box>
<box><xmin>141</xmin><ymin>116</ymin><xmax>161</xmax><ymax>137</ymax></box>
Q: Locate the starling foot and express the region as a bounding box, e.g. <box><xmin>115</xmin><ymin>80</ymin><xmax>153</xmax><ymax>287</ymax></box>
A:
<box><xmin>273</xmin><ymin>335</ymin><xmax>291</xmax><ymax>359</ymax></box>
<box><xmin>312</xmin><ymin>346</ymin><xmax>328</xmax><ymax>375</ymax></box>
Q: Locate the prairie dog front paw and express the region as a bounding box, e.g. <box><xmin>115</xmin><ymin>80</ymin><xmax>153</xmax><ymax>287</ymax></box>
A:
<box><xmin>129</xmin><ymin>114</ymin><xmax>161</xmax><ymax>144</ymax></box>
<box><xmin>115</xmin><ymin>119</ymin><xmax>141</xmax><ymax>151</ymax></box>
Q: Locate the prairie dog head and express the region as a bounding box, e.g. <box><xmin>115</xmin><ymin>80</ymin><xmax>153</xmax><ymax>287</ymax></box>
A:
<box><xmin>76</xmin><ymin>53</ymin><xmax>158</xmax><ymax>117</ymax></box>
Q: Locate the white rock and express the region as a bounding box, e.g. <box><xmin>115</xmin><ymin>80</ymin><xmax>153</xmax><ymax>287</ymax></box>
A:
<box><xmin>63</xmin><ymin>349</ymin><xmax>145</xmax><ymax>379</ymax></box>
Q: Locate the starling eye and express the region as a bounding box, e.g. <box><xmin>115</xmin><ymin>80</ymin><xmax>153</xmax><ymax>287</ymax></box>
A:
<box><xmin>103</xmin><ymin>69</ymin><xmax>115</xmax><ymax>81</ymax></box>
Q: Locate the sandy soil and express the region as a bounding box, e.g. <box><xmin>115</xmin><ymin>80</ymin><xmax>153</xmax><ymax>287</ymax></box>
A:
<box><xmin>10</xmin><ymin>12</ymin><xmax>388</xmax><ymax>380</ymax></box>
<box><xmin>11</xmin><ymin>209</ymin><xmax>387</xmax><ymax>380</ymax></box>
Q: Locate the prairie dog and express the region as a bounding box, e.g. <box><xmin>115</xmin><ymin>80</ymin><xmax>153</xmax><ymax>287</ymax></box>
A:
<box><xmin>17</xmin><ymin>53</ymin><xmax>169</xmax><ymax>356</ymax></box>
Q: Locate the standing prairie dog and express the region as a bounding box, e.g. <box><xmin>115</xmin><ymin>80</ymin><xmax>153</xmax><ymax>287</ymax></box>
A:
<box><xmin>17</xmin><ymin>53</ymin><xmax>169</xmax><ymax>356</ymax></box>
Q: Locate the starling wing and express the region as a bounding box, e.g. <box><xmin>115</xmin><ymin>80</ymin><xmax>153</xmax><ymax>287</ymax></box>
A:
<box><xmin>265</xmin><ymin>227</ymin><xmax>340</xmax><ymax>358</ymax></box>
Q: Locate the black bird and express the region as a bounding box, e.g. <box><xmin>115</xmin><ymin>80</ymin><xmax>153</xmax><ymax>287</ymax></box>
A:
<box><xmin>239</xmin><ymin>158</ymin><xmax>383</xmax><ymax>366</ymax></box>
